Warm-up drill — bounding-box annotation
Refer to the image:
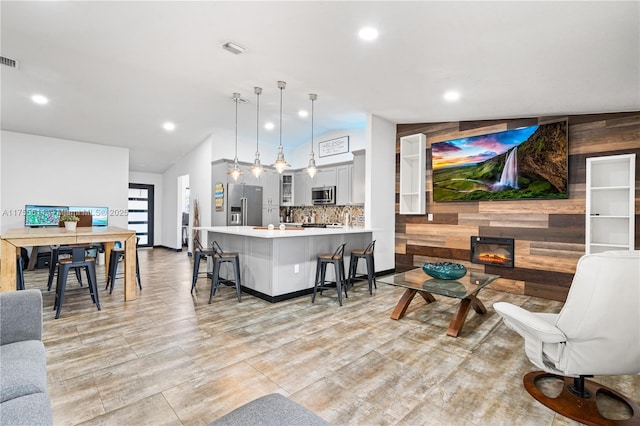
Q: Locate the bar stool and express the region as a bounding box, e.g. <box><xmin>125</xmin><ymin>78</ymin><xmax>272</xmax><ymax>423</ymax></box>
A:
<box><xmin>209</xmin><ymin>241</ymin><xmax>242</xmax><ymax>303</ymax></box>
<box><xmin>190</xmin><ymin>237</ymin><xmax>216</xmax><ymax>293</ymax></box>
<box><xmin>106</xmin><ymin>238</ymin><xmax>142</xmax><ymax>294</ymax></box>
<box><xmin>54</xmin><ymin>246</ymin><xmax>100</xmax><ymax>319</ymax></box>
<box><xmin>347</xmin><ymin>240</ymin><xmax>377</xmax><ymax>295</ymax></box>
<box><xmin>47</xmin><ymin>246</ymin><xmax>83</xmax><ymax>291</ymax></box>
<box><xmin>312</xmin><ymin>243</ymin><xmax>348</xmax><ymax>306</ymax></box>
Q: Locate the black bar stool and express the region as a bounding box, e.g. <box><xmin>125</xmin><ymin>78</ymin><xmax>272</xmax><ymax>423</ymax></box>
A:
<box><xmin>54</xmin><ymin>246</ymin><xmax>100</xmax><ymax>319</ymax></box>
<box><xmin>47</xmin><ymin>246</ymin><xmax>83</xmax><ymax>291</ymax></box>
<box><xmin>347</xmin><ymin>240</ymin><xmax>377</xmax><ymax>295</ymax></box>
<box><xmin>312</xmin><ymin>243</ymin><xmax>348</xmax><ymax>306</ymax></box>
<box><xmin>106</xmin><ymin>238</ymin><xmax>142</xmax><ymax>294</ymax></box>
<box><xmin>190</xmin><ymin>237</ymin><xmax>216</xmax><ymax>293</ymax></box>
<box><xmin>209</xmin><ymin>241</ymin><xmax>242</xmax><ymax>303</ymax></box>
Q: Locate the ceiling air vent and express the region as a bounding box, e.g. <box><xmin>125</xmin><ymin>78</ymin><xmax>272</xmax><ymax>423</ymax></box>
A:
<box><xmin>0</xmin><ymin>56</ymin><xmax>18</xmax><ymax>68</ymax></box>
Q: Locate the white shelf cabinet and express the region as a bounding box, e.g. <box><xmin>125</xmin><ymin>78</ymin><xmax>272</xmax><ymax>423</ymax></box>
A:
<box><xmin>585</xmin><ymin>153</ymin><xmax>635</xmax><ymax>254</ymax></box>
<box><xmin>280</xmin><ymin>174</ymin><xmax>294</xmax><ymax>206</ymax></box>
<box><xmin>399</xmin><ymin>133</ymin><xmax>426</xmax><ymax>215</ymax></box>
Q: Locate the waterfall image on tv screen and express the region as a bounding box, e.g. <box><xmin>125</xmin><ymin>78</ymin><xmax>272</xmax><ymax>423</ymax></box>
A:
<box><xmin>431</xmin><ymin>120</ymin><xmax>568</xmax><ymax>202</ymax></box>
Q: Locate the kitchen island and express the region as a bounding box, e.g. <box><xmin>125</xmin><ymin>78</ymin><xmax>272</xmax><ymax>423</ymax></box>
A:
<box><xmin>194</xmin><ymin>226</ymin><xmax>375</xmax><ymax>302</ymax></box>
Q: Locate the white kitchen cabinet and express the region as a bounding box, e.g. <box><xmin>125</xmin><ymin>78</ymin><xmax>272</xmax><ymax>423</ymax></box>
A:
<box><xmin>259</xmin><ymin>169</ymin><xmax>280</xmax><ymax>207</ymax></box>
<box><xmin>399</xmin><ymin>133</ymin><xmax>426</xmax><ymax>215</ymax></box>
<box><xmin>352</xmin><ymin>150</ymin><xmax>365</xmax><ymax>205</ymax></box>
<box><xmin>280</xmin><ymin>174</ymin><xmax>294</xmax><ymax>206</ymax></box>
<box><xmin>336</xmin><ymin>164</ymin><xmax>353</xmax><ymax>205</ymax></box>
<box><xmin>313</xmin><ymin>167</ymin><xmax>337</xmax><ymax>188</ymax></box>
<box><xmin>262</xmin><ymin>206</ymin><xmax>281</xmax><ymax>227</ymax></box>
<box><xmin>585</xmin><ymin>153</ymin><xmax>635</xmax><ymax>254</ymax></box>
<box><xmin>259</xmin><ymin>169</ymin><xmax>281</xmax><ymax>226</ymax></box>
<box><xmin>294</xmin><ymin>171</ymin><xmax>311</xmax><ymax>206</ymax></box>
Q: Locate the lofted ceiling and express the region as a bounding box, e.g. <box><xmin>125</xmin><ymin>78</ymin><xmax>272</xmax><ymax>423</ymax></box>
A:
<box><xmin>1</xmin><ymin>1</ymin><xmax>638</xmax><ymax>173</ymax></box>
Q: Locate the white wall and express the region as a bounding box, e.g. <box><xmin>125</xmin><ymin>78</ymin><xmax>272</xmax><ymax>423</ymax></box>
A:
<box><xmin>0</xmin><ymin>131</ymin><xmax>129</xmax><ymax>233</ymax></box>
<box><xmin>160</xmin><ymin>135</ymin><xmax>213</xmax><ymax>250</ymax></box>
<box><xmin>288</xmin><ymin>128</ymin><xmax>366</xmax><ymax>168</ymax></box>
<box><xmin>129</xmin><ymin>171</ymin><xmax>163</xmax><ymax>246</ymax></box>
<box><xmin>366</xmin><ymin>115</ymin><xmax>396</xmax><ymax>272</ymax></box>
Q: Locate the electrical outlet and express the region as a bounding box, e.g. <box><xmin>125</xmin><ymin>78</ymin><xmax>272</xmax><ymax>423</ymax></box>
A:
<box><xmin>428</xmin><ymin>213</ymin><xmax>434</xmax><ymax>221</ymax></box>
<box><xmin>294</xmin><ymin>264</ymin><xmax>299</xmax><ymax>273</ymax></box>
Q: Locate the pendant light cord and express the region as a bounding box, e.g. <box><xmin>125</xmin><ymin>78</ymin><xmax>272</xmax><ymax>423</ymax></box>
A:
<box><xmin>279</xmin><ymin>85</ymin><xmax>283</xmax><ymax>148</ymax></box>
<box><xmin>311</xmin><ymin>97</ymin><xmax>315</xmax><ymax>155</ymax></box>
<box><xmin>256</xmin><ymin>90</ymin><xmax>260</xmax><ymax>154</ymax></box>
<box><xmin>234</xmin><ymin>95</ymin><xmax>238</xmax><ymax>161</ymax></box>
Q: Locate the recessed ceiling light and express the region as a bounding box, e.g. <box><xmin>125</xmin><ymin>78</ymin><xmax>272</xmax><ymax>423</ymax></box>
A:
<box><xmin>358</xmin><ymin>27</ymin><xmax>379</xmax><ymax>41</ymax></box>
<box><xmin>444</xmin><ymin>91</ymin><xmax>461</xmax><ymax>102</ymax></box>
<box><xmin>31</xmin><ymin>94</ymin><xmax>48</xmax><ymax>105</ymax></box>
<box><xmin>163</xmin><ymin>122</ymin><xmax>176</xmax><ymax>131</ymax></box>
<box><xmin>264</xmin><ymin>122</ymin><xmax>275</xmax><ymax>130</ymax></box>
<box><xmin>221</xmin><ymin>41</ymin><xmax>246</xmax><ymax>55</ymax></box>
<box><xmin>298</xmin><ymin>110</ymin><xmax>308</xmax><ymax>118</ymax></box>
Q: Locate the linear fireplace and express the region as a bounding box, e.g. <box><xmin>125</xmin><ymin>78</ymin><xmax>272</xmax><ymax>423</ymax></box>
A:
<box><xmin>470</xmin><ymin>236</ymin><xmax>515</xmax><ymax>268</ymax></box>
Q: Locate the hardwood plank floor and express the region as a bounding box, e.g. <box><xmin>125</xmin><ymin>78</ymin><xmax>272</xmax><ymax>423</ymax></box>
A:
<box><xmin>19</xmin><ymin>248</ymin><xmax>639</xmax><ymax>425</ymax></box>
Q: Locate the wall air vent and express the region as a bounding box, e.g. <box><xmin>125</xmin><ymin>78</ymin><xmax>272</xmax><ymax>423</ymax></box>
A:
<box><xmin>0</xmin><ymin>56</ymin><xmax>18</xmax><ymax>68</ymax></box>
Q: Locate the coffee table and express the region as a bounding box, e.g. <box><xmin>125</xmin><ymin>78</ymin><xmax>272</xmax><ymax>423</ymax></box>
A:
<box><xmin>378</xmin><ymin>268</ymin><xmax>499</xmax><ymax>337</ymax></box>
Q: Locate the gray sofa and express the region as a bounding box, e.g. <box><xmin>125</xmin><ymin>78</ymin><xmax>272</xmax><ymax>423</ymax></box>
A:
<box><xmin>0</xmin><ymin>289</ymin><xmax>53</xmax><ymax>425</ymax></box>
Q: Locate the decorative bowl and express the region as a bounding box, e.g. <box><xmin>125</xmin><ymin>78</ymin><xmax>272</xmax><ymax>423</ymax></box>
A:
<box><xmin>422</xmin><ymin>262</ymin><xmax>467</xmax><ymax>280</ymax></box>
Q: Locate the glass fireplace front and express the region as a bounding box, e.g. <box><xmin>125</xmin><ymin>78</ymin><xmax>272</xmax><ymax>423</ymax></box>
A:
<box><xmin>470</xmin><ymin>236</ymin><xmax>515</xmax><ymax>268</ymax></box>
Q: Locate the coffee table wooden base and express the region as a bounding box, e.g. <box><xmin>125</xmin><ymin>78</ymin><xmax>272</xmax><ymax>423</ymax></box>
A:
<box><xmin>389</xmin><ymin>288</ymin><xmax>487</xmax><ymax>337</ymax></box>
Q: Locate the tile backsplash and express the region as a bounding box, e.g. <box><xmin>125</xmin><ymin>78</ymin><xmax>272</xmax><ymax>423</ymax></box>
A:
<box><xmin>280</xmin><ymin>205</ymin><xmax>365</xmax><ymax>227</ymax></box>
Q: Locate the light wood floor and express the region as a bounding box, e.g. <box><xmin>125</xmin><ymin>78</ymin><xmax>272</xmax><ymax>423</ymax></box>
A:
<box><xmin>20</xmin><ymin>248</ymin><xmax>639</xmax><ymax>425</ymax></box>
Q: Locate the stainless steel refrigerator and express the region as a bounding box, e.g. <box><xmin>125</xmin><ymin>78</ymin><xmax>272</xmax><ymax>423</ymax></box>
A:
<box><xmin>227</xmin><ymin>184</ymin><xmax>263</xmax><ymax>226</ymax></box>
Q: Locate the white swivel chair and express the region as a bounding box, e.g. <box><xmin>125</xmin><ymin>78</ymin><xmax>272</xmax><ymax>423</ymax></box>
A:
<box><xmin>494</xmin><ymin>250</ymin><xmax>640</xmax><ymax>425</ymax></box>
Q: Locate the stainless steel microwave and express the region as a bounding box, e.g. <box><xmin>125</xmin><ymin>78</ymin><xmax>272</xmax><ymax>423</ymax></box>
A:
<box><xmin>311</xmin><ymin>186</ymin><xmax>336</xmax><ymax>205</ymax></box>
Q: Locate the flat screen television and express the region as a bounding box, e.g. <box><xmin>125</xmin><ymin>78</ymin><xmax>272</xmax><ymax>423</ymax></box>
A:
<box><xmin>431</xmin><ymin>120</ymin><xmax>568</xmax><ymax>202</ymax></box>
<box><xmin>24</xmin><ymin>205</ymin><xmax>67</xmax><ymax>227</ymax></box>
<box><xmin>68</xmin><ymin>206</ymin><xmax>108</xmax><ymax>226</ymax></box>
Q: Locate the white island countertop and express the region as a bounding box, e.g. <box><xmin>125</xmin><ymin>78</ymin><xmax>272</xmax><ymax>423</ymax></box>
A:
<box><xmin>195</xmin><ymin>226</ymin><xmax>376</xmax><ymax>239</ymax></box>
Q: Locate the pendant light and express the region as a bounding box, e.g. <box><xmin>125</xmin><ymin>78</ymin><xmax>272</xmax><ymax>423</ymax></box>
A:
<box><xmin>273</xmin><ymin>81</ymin><xmax>290</xmax><ymax>174</ymax></box>
<box><xmin>306</xmin><ymin>93</ymin><xmax>318</xmax><ymax>178</ymax></box>
<box><xmin>228</xmin><ymin>92</ymin><xmax>243</xmax><ymax>181</ymax></box>
<box><xmin>249</xmin><ymin>86</ymin><xmax>265</xmax><ymax>177</ymax></box>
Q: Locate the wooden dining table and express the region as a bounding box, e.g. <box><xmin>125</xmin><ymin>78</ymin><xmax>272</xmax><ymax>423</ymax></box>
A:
<box><xmin>1</xmin><ymin>226</ymin><xmax>138</xmax><ymax>300</ymax></box>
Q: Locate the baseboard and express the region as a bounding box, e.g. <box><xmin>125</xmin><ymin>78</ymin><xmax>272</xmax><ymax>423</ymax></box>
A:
<box><xmin>154</xmin><ymin>245</ymin><xmax>182</xmax><ymax>252</ymax></box>
<box><xmin>375</xmin><ymin>268</ymin><xmax>395</xmax><ymax>277</ymax></box>
<box><xmin>240</xmin><ymin>286</ymin><xmax>314</xmax><ymax>303</ymax></box>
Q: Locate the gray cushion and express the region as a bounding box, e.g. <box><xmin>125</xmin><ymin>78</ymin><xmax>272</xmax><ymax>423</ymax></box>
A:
<box><xmin>0</xmin><ymin>392</ymin><xmax>53</xmax><ymax>425</ymax></box>
<box><xmin>0</xmin><ymin>340</ymin><xmax>48</xmax><ymax>403</ymax></box>
<box><xmin>209</xmin><ymin>393</ymin><xmax>330</xmax><ymax>426</ymax></box>
<box><xmin>0</xmin><ymin>289</ymin><xmax>43</xmax><ymax>345</ymax></box>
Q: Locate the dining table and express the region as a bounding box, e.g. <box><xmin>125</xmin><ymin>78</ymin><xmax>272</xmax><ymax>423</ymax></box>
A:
<box><xmin>1</xmin><ymin>226</ymin><xmax>138</xmax><ymax>301</ymax></box>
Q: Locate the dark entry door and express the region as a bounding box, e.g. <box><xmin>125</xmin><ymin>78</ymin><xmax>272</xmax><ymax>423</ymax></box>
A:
<box><xmin>128</xmin><ymin>183</ymin><xmax>154</xmax><ymax>247</ymax></box>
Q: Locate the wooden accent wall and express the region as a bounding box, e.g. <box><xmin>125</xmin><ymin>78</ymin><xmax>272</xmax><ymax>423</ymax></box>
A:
<box><xmin>395</xmin><ymin>112</ymin><xmax>640</xmax><ymax>301</ymax></box>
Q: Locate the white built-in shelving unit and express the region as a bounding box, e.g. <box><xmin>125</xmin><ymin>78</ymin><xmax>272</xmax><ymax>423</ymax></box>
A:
<box><xmin>399</xmin><ymin>133</ymin><xmax>426</xmax><ymax>215</ymax></box>
<box><xmin>585</xmin><ymin>153</ymin><xmax>636</xmax><ymax>254</ymax></box>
